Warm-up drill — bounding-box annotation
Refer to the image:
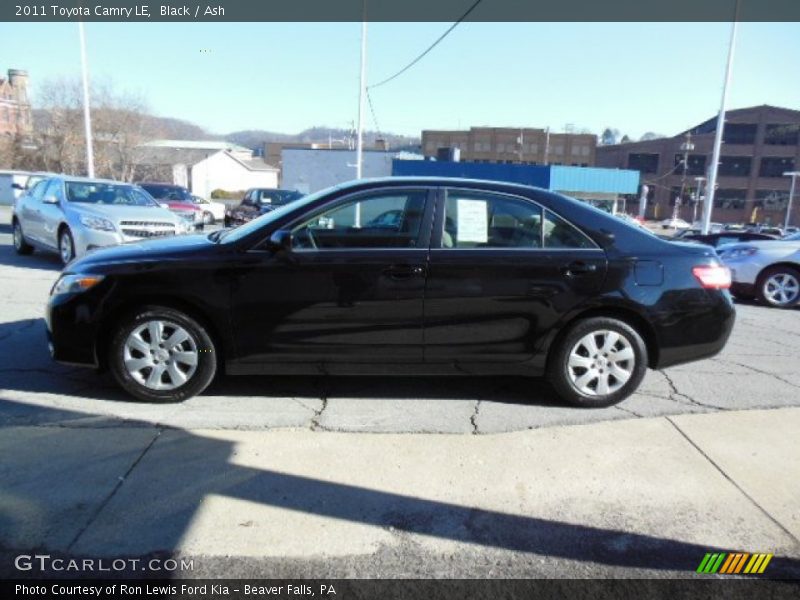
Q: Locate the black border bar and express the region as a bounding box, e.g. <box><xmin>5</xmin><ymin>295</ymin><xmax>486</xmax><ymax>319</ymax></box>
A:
<box><xmin>3</xmin><ymin>0</ymin><xmax>800</xmax><ymax>23</ymax></box>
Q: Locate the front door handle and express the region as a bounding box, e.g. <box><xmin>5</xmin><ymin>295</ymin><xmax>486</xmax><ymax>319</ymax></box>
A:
<box><xmin>383</xmin><ymin>264</ymin><xmax>426</xmax><ymax>280</ymax></box>
<box><xmin>563</xmin><ymin>261</ymin><xmax>598</xmax><ymax>276</ymax></box>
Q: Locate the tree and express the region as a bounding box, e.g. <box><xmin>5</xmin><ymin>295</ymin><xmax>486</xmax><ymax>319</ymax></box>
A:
<box><xmin>639</xmin><ymin>132</ymin><xmax>665</xmax><ymax>141</ymax></box>
<box><xmin>601</xmin><ymin>128</ymin><xmax>621</xmax><ymax>146</ymax></box>
<box><xmin>18</xmin><ymin>77</ymin><xmax>156</xmax><ymax>181</ymax></box>
<box><xmin>620</xmin><ymin>134</ymin><xmax>631</xmax><ymax>143</ymax></box>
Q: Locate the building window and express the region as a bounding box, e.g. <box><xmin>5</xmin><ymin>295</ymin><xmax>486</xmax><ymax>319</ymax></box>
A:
<box><xmin>551</xmin><ymin>145</ymin><xmax>564</xmax><ymax>156</ymax></box>
<box><xmin>754</xmin><ymin>189</ymin><xmax>790</xmax><ymax>210</ymax></box>
<box><xmin>759</xmin><ymin>157</ymin><xmax>795</xmax><ymax>178</ymax></box>
<box><xmin>764</xmin><ymin>124</ymin><xmax>800</xmax><ymax>146</ymax></box>
<box><xmin>581</xmin><ymin>146</ymin><xmax>591</xmax><ymax>156</ymax></box>
<box><xmin>713</xmin><ymin>189</ymin><xmax>746</xmax><ymax>210</ymax></box>
<box><xmin>627</xmin><ymin>153</ymin><xmax>659</xmax><ymax>174</ymax></box>
<box><xmin>717</xmin><ymin>156</ymin><xmax>752</xmax><ymax>177</ymax></box>
<box><xmin>674</xmin><ymin>153</ymin><xmax>707</xmax><ymax>176</ymax></box>
<box><xmin>722</xmin><ymin>123</ymin><xmax>757</xmax><ymax>145</ymax></box>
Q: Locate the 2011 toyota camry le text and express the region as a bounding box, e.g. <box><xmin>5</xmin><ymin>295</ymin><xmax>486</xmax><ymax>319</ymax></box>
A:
<box><xmin>45</xmin><ymin>177</ymin><xmax>735</xmax><ymax>408</ymax></box>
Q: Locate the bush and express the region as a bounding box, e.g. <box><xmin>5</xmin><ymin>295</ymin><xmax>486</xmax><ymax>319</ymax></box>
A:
<box><xmin>210</xmin><ymin>189</ymin><xmax>246</xmax><ymax>200</ymax></box>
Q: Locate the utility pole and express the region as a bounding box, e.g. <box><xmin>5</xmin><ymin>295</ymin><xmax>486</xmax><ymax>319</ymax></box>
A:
<box><xmin>693</xmin><ymin>176</ymin><xmax>706</xmax><ymax>223</ymax></box>
<box><xmin>543</xmin><ymin>127</ymin><xmax>550</xmax><ymax>166</ymax></box>
<box><xmin>678</xmin><ymin>132</ymin><xmax>694</xmax><ymax>220</ymax></box>
<box><xmin>701</xmin><ymin>1</ymin><xmax>740</xmax><ymax>235</ymax></box>
<box><xmin>78</xmin><ymin>21</ymin><xmax>95</xmax><ymax>178</ymax></box>
<box><xmin>355</xmin><ymin>2</ymin><xmax>367</xmax><ymax>181</ymax></box>
<box><xmin>784</xmin><ymin>171</ymin><xmax>799</xmax><ymax>230</ymax></box>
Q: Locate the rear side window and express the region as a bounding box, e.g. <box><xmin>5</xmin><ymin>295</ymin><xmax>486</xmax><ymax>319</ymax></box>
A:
<box><xmin>543</xmin><ymin>210</ymin><xmax>596</xmax><ymax>249</ymax></box>
<box><xmin>442</xmin><ymin>191</ymin><xmax>543</xmax><ymax>249</ymax></box>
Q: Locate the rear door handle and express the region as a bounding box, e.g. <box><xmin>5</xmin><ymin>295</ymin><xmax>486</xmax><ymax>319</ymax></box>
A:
<box><xmin>564</xmin><ymin>261</ymin><xmax>598</xmax><ymax>276</ymax></box>
<box><xmin>383</xmin><ymin>264</ymin><xmax>426</xmax><ymax>280</ymax></box>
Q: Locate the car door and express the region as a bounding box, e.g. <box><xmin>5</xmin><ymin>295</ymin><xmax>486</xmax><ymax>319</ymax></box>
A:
<box><xmin>38</xmin><ymin>178</ymin><xmax>65</xmax><ymax>249</ymax></box>
<box><xmin>229</xmin><ymin>187</ymin><xmax>434</xmax><ymax>369</ymax></box>
<box><xmin>423</xmin><ymin>187</ymin><xmax>607</xmax><ymax>367</ymax></box>
<box><xmin>17</xmin><ymin>179</ymin><xmax>50</xmax><ymax>244</ymax></box>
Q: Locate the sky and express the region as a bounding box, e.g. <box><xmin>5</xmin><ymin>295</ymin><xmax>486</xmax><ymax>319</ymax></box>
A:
<box><xmin>1</xmin><ymin>21</ymin><xmax>799</xmax><ymax>139</ymax></box>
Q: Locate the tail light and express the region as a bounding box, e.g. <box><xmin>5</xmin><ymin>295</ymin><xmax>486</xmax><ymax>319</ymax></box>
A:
<box><xmin>692</xmin><ymin>265</ymin><xmax>731</xmax><ymax>289</ymax></box>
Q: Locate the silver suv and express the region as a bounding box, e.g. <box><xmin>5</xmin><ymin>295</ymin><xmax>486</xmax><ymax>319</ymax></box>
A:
<box><xmin>12</xmin><ymin>176</ymin><xmax>192</xmax><ymax>264</ymax></box>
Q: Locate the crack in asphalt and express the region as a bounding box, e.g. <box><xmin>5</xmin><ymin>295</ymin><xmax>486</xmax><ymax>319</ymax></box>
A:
<box><xmin>309</xmin><ymin>380</ymin><xmax>329</xmax><ymax>432</ymax></box>
<box><xmin>614</xmin><ymin>405</ymin><xmax>643</xmax><ymax>418</ymax></box>
<box><xmin>714</xmin><ymin>359</ymin><xmax>800</xmax><ymax>391</ymax></box>
<box><xmin>66</xmin><ymin>426</ymin><xmax>164</xmax><ymax>552</ymax></box>
<box><xmin>665</xmin><ymin>417</ymin><xmax>800</xmax><ymax>547</ymax></box>
<box><xmin>470</xmin><ymin>400</ymin><xmax>481</xmax><ymax>435</ymax></box>
<box><xmin>658</xmin><ymin>370</ymin><xmax>725</xmax><ymax>411</ymax></box>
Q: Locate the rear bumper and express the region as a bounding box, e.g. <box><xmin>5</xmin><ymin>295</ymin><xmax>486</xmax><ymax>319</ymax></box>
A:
<box><xmin>653</xmin><ymin>291</ymin><xmax>736</xmax><ymax>369</ymax></box>
<box><xmin>730</xmin><ymin>282</ymin><xmax>756</xmax><ymax>298</ymax></box>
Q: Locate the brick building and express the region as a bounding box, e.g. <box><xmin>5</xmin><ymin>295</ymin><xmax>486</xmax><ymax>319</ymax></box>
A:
<box><xmin>0</xmin><ymin>69</ymin><xmax>32</xmax><ymax>137</ymax></box>
<box><xmin>422</xmin><ymin>127</ymin><xmax>596</xmax><ymax>167</ymax></box>
<box><xmin>596</xmin><ymin>105</ymin><xmax>800</xmax><ymax>225</ymax></box>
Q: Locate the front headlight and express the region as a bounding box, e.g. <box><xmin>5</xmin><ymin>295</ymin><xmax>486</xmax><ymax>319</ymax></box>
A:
<box><xmin>51</xmin><ymin>274</ymin><xmax>105</xmax><ymax>297</ymax></box>
<box><xmin>80</xmin><ymin>215</ymin><xmax>116</xmax><ymax>232</ymax></box>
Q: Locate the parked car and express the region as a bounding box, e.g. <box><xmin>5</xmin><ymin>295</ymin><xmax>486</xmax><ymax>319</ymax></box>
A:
<box><xmin>660</xmin><ymin>217</ymin><xmax>691</xmax><ymax>230</ymax></box>
<box><xmin>12</xmin><ymin>176</ymin><xmax>191</xmax><ymax>264</ymax></box>
<box><xmin>138</xmin><ymin>183</ymin><xmax>204</xmax><ymax>230</ymax></box>
<box><xmin>0</xmin><ymin>170</ymin><xmax>57</xmax><ymax>205</ymax></box>
<box><xmin>785</xmin><ymin>226</ymin><xmax>799</xmax><ymax>236</ymax></box>
<box><xmin>690</xmin><ymin>221</ymin><xmax>724</xmax><ymax>233</ymax></box>
<box><xmin>191</xmin><ymin>195</ymin><xmax>226</xmax><ymax>225</ymax></box>
<box><xmin>681</xmin><ymin>231</ymin><xmax>779</xmax><ymax>249</ymax></box>
<box><xmin>224</xmin><ymin>188</ymin><xmax>304</xmax><ymax>227</ymax></box>
<box><xmin>46</xmin><ymin>177</ymin><xmax>735</xmax><ymax>407</ymax></box>
<box><xmin>718</xmin><ymin>232</ymin><xmax>800</xmax><ymax>307</ymax></box>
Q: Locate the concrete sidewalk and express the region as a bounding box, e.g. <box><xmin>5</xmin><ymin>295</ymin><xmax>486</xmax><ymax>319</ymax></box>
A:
<box><xmin>1</xmin><ymin>406</ymin><xmax>799</xmax><ymax>578</ymax></box>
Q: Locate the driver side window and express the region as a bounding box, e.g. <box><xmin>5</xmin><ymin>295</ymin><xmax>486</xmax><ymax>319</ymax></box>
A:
<box><xmin>291</xmin><ymin>190</ymin><xmax>428</xmax><ymax>250</ymax></box>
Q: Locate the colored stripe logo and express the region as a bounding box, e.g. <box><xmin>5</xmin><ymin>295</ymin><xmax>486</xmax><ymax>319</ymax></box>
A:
<box><xmin>697</xmin><ymin>552</ymin><xmax>773</xmax><ymax>574</ymax></box>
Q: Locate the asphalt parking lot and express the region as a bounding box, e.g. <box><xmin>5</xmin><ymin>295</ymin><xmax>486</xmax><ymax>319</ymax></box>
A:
<box><xmin>1</xmin><ymin>206</ymin><xmax>799</xmax><ymax>579</ymax></box>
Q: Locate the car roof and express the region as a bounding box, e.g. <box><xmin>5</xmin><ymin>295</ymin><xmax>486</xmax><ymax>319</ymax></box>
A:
<box><xmin>60</xmin><ymin>176</ymin><xmax>128</xmax><ymax>185</ymax></box>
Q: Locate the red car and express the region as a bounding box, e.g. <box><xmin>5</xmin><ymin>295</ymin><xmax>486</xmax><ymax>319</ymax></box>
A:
<box><xmin>139</xmin><ymin>182</ymin><xmax>204</xmax><ymax>230</ymax></box>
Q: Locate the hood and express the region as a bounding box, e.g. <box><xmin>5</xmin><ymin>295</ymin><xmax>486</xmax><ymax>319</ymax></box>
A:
<box><xmin>68</xmin><ymin>233</ymin><xmax>215</xmax><ymax>270</ymax></box>
<box><xmin>66</xmin><ymin>202</ymin><xmax>181</xmax><ymax>224</ymax></box>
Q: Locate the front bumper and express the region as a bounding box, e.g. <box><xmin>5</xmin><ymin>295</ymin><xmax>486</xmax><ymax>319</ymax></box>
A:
<box><xmin>72</xmin><ymin>227</ymin><xmax>126</xmax><ymax>259</ymax></box>
<box><xmin>46</xmin><ymin>290</ymin><xmax>102</xmax><ymax>367</ymax></box>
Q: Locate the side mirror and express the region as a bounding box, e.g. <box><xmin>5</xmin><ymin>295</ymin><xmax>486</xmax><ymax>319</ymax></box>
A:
<box><xmin>267</xmin><ymin>230</ymin><xmax>292</xmax><ymax>253</ymax></box>
<box><xmin>43</xmin><ymin>195</ymin><xmax>59</xmax><ymax>205</ymax></box>
<box><xmin>11</xmin><ymin>182</ymin><xmax>23</xmax><ymax>190</ymax></box>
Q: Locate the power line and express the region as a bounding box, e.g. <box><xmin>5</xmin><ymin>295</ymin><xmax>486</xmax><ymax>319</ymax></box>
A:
<box><xmin>368</xmin><ymin>0</ymin><xmax>483</xmax><ymax>90</ymax></box>
<box><xmin>366</xmin><ymin>88</ymin><xmax>382</xmax><ymax>138</ymax></box>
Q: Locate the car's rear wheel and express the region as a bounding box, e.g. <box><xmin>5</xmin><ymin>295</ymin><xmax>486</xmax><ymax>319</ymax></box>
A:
<box><xmin>109</xmin><ymin>307</ymin><xmax>217</xmax><ymax>402</ymax></box>
<box><xmin>548</xmin><ymin>317</ymin><xmax>648</xmax><ymax>408</ymax></box>
<box><xmin>756</xmin><ymin>266</ymin><xmax>800</xmax><ymax>308</ymax></box>
<box><xmin>58</xmin><ymin>228</ymin><xmax>75</xmax><ymax>264</ymax></box>
<box><xmin>13</xmin><ymin>220</ymin><xmax>34</xmax><ymax>255</ymax></box>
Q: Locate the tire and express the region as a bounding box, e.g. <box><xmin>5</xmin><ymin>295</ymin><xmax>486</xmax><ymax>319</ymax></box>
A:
<box><xmin>58</xmin><ymin>227</ymin><xmax>75</xmax><ymax>265</ymax></box>
<box><xmin>547</xmin><ymin>317</ymin><xmax>648</xmax><ymax>408</ymax></box>
<box><xmin>202</xmin><ymin>211</ymin><xmax>214</xmax><ymax>225</ymax></box>
<box><xmin>12</xmin><ymin>219</ymin><xmax>34</xmax><ymax>255</ymax></box>
<box><xmin>756</xmin><ymin>265</ymin><xmax>800</xmax><ymax>308</ymax></box>
<box><xmin>108</xmin><ymin>306</ymin><xmax>217</xmax><ymax>403</ymax></box>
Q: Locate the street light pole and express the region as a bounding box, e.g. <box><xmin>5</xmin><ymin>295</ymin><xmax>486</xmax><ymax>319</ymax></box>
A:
<box><xmin>701</xmin><ymin>1</ymin><xmax>740</xmax><ymax>235</ymax></box>
<box><xmin>694</xmin><ymin>176</ymin><xmax>706</xmax><ymax>223</ymax></box>
<box><xmin>784</xmin><ymin>171</ymin><xmax>799</xmax><ymax>230</ymax></box>
<box><xmin>78</xmin><ymin>21</ymin><xmax>95</xmax><ymax>178</ymax></box>
<box><xmin>355</xmin><ymin>2</ymin><xmax>367</xmax><ymax>181</ymax></box>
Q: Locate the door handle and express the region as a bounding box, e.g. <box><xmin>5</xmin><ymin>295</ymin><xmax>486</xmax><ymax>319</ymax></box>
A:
<box><xmin>563</xmin><ymin>261</ymin><xmax>598</xmax><ymax>276</ymax></box>
<box><xmin>383</xmin><ymin>264</ymin><xmax>426</xmax><ymax>280</ymax></box>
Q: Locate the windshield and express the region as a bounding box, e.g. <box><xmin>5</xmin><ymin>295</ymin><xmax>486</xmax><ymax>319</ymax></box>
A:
<box><xmin>216</xmin><ymin>187</ymin><xmax>331</xmax><ymax>244</ymax></box>
<box><xmin>140</xmin><ymin>184</ymin><xmax>192</xmax><ymax>202</ymax></box>
<box><xmin>65</xmin><ymin>182</ymin><xmax>159</xmax><ymax>206</ymax></box>
<box><xmin>254</xmin><ymin>189</ymin><xmax>304</xmax><ymax>205</ymax></box>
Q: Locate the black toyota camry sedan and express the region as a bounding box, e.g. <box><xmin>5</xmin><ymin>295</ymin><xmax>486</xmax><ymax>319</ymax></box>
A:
<box><xmin>46</xmin><ymin>177</ymin><xmax>735</xmax><ymax>408</ymax></box>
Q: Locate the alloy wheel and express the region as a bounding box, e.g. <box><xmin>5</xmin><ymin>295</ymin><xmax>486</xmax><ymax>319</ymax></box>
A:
<box><xmin>60</xmin><ymin>232</ymin><xmax>74</xmax><ymax>263</ymax></box>
<box><xmin>123</xmin><ymin>320</ymin><xmax>199</xmax><ymax>390</ymax></box>
<box><xmin>763</xmin><ymin>272</ymin><xmax>800</xmax><ymax>306</ymax></box>
<box><xmin>566</xmin><ymin>329</ymin><xmax>635</xmax><ymax>396</ymax></box>
<box><xmin>13</xmin><ymin>222</ymin><xmax>22</xmax><ymax>250</ymax></box>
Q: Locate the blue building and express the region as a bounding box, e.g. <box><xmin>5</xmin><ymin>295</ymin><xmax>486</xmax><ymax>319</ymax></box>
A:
<box><xmin>392</xmin><ymin>160</ymin><xmax>640</xmax><ymax>214</ymax></box>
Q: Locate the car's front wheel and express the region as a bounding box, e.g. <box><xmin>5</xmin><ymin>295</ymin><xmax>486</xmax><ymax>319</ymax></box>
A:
<box><xmin>109</xmin><ymin>307</ymin><xmax>217</xmax><ymax>402</ymax></box>
<box><xmin>548</xmin><ymin>317</ymin><xmax>648</xmax><ymax>408</ymax></box>
<box><xmin>58</xmin><ymin>228</ymin><xmax>75</xmax><ymax>264</ymax></box>
<box><xmin>13</xmin><ymin>219</ymin><xmax>34</xmax><ymax>255</ymax></box>
<box><xmin>756</xmin><ymin>266</ymin><xmax>800</xmax><ymax>308</ymax></box>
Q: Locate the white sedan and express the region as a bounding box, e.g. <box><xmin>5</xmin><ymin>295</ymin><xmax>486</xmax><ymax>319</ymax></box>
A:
<box><xmin>660</xmin><ymin>217</ymin><xmax>691</xmax><ymax>230</ymax></box>
<box><xmin>718</xmin><ymin>232</ymin><xmax>800</xmax><ymax>307</ymax></box>
<box><xmin>191</xmin><ymin>195</ymin><xmax>227</xmax><ymax>225</ymax></box>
